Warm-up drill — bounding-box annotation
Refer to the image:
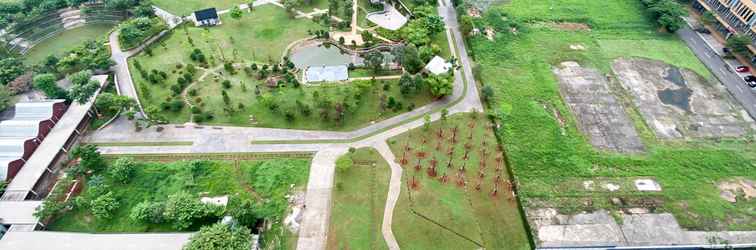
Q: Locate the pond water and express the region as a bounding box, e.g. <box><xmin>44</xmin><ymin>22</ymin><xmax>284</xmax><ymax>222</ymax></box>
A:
<box><xmin>289</xmin><ymin>43</ymin><xmax>396</xmax><ymax>69</ymax></box>
<box><xmin>290</xmin><ymin>44</ymin><xmax>361</xmax><ymax>69</ymax></box>
<box><xmin>658</xmin><ymin>67</ymin><xmax>692</xmax><ymax>112</ymax></box>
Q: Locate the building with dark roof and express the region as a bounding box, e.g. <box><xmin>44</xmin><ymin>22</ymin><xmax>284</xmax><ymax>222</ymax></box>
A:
<box><xmin>193</xmin><ymin>8</ymin><xmax>220</xmax><ymax>27</ymax></box>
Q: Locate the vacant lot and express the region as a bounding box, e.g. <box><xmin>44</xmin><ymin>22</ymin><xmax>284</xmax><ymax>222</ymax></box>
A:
<box><xmin>473</xmin><ymin>0</ymin><xmax>756</xmax><ymax>233</ymax></box>
<box><xmin>388</xmin><ymin>114</ymin><xmax>531</xmax><ymax>250</ymax></box>
<box><xmin>613</xmin><ymin>58</ymin><xmax>752</xmax><ymax>139</ymax></box>
<box><xmin>23</xmin><ymin>23</ymin><xmax>114</xmax><ymax>64</ymax></box>
<box><xmin>554</xmin><ymin>61</ymin><xmax>644</xmax><ymax>153</ymax></box>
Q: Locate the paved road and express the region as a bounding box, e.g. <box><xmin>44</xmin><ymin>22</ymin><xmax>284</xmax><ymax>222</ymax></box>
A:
<box><xmin>678</xmin><ymin>19</ymin><xmax>756</xmax><ymax>119</ymax></box>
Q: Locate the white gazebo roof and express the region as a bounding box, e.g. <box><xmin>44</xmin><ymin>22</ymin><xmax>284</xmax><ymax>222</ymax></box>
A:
<box><xmin>424</xmin><ymin>56</ymin><xmax>452</xmax><ymax>75</ymax></box>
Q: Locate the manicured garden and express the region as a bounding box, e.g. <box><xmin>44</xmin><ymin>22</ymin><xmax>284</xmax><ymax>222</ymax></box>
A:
<box><xmin>387</xmin><ymin>113</ymin><xmax>531</xmax><ymax>250</ymax></box>
<box><xmin>129</xmin><ymin>5</ymin><xmax>443</xmax><ymax>130</ymax></box>
<box><xmin>41</xmin><ymin>146</ymin><xmax>310</xmax><ymax>249</ymax></box>
<box><xmin>468</xmin><ymin>0</ymin><xmax>756</xmax><ymax>230</ymax></box>
<box><xmin>327</xmin><ymin>148</ymin><xmax>390</xmax><ymax>250</ymax></box>
<box><xmin>22</xmin><ymin>23</ymin><xmax>115</xmax><ymax>64</ymax></box>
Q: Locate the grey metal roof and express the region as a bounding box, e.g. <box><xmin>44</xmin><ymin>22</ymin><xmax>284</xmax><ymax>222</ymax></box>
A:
<box><xmin>0</xmin><ymin>231</ymin><xmax>193</xmax><ymax>250</ymax></box>
<box><xmin>10</xmin><ymin>100</ymin><xmax>64</xmax><ymax>121</ymax></box>
<box><xmin>305</xmin><ymin>65</ymin><xmax>349</xmax><ymax>83</ymax></box>
<box><xmin>2</xmin><ymin>75</ymin><xmax>107</xmax><ymax>200</ymax></box>
<box><xmin>0</xmin><ymin>120</ymin><xmax>42</xmax><ymax>139</ymax></box>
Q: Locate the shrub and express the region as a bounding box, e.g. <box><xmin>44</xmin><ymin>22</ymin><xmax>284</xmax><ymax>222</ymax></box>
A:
<box><xmin>90</xmin><ymin>191</ymin><xmax>119</xmax><ymax>220</ymax></box>
<box><xmin>109</xmin><ymin>157</ymin><xmax>136</xmax><ymax>184</ymax></box>
<box><xmin>184</xmin><ymin>223</ymin><xmax>251</xmax><ymax>250</ymax></box>
<box><xmin>129</xmin><ymin>201</ymin><xmax>165</xmax><ymax>224</ymax></box>
<box><xmin>336</xmin><ymin>154</ymin><xmax>353</xmax><ymax>173</ymax></box>
<box><xmin>163</xmin><ymin>192</ymin><xmax>220</xmax><ymax>230</ymax></box>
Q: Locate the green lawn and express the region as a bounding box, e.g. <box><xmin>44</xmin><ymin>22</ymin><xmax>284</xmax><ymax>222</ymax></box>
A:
<box><xmin>387</xmin><ymin>114</ymin><xmax>531</xmax><ymax>250</ymax></box>
<box><xmin>23</xmin><ymin>23</ymin><xmax>115</xmax><ymax>64</ymax></box>
<box><xmin>47</xmin><ymin>158</ymin><xmax>311</xmax><ymax>235</ymax></box>
<box><xmin>470</xmin><ymin>0</ymin><xmax>756</xmax><ymax>231</ymax></box>
<box><xmin>130</xmin><ymin>5</ymin><xmax>434</xmax><ymax>130</ymax></box>
<box><xmin>327</xmin><ymin>148</ymin><xmax>390</xmax><ymax>250</ymax></box>
<box><xmin>152</xmin><ymin>0</ymin><xmax>248</xmax><ymax>16</ymax></box>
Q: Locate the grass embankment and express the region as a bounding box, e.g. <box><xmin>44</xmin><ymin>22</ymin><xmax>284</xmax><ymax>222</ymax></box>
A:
<box><xmin>327</xmin><ymin>148</ymin><xmax>390</xmax><ymax>250</ymax></box>
<box><xmin>23</xmin><ymin>23</ymin><xmax>115</xmax><ymax>64</ymax></box>
<box><xmin>387</xmin><ymin>114</ymin><xmax>531</xmax><ymax>250</ymax></box>
<box><xmin>474</xmin><ymin>0</ymin><xmax>756</xmax><ymax>230</ymax></box>
<box><xmin>47</xmin><ymin>158</ymin><xmax>310</xmax><ymax>249</ymax></box>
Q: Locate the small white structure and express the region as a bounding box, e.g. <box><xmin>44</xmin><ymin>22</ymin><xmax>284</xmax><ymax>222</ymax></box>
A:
<box><xmin>192</xmin><ymin>8</ymin><xmax>220</xmax><ymax>27</ymax></box>
<box><xmin>200</xmin><ymin>195</ymin><xmax>229</xmax><ymax>206</ymax></box>
<box><xmin>634</xmin><ymin>179</ymin><xmax>662</xmax><ymax>192</ymax></box>
<box><xmin>424</xmin><ymin>56</ymin><xmax>452</xmax><ymax>75</ymax></box>
<box><xmin>304</xmin><ymin>65</ymin><xmax>349</xmax><ymax>83</ymax></box>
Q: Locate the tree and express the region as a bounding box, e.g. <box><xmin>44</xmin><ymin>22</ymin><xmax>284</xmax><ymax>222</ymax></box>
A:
<box><xmin>68</xmin><ymin>70</ymin><xmax>100</xmax><ymax>104</ymax></box>
<box><xmin>90</xmin><ymin>191</ymin><xmax>119</xmax><ymax>220</ymax></box>
<box><xmin>727</xmin><ymin>34</ymin><xmax>752</xmax><ymax>55</ymax></box>
<box><xmin>33</xmin><ymin>74</ymin><xmax>66</xmax><ymax>99</ymax></box>
<box><xmin>0</xmin><ymin>86</ymin><xmax>11</xmax><ymax>112</ymax></box>
<box><xmin>399</xmin><ymin>73</ymin><xmax>416</xmax><ymax>95</ymax></box>
<box><xmin>183</xmin><ymin>223</ymin><xmax>252</xmax><ymax>250</ymax></box>
<box><xmin>398</xmin><ymin>44</ymin><xmax>423</xmax><ymax>74</ymax></box>
<box><xmin>481</xmin><ymin>85</ymin><xmax>494</xmax><ymax>104</ymax></box>
<box><xmin>72</xmin><ymin>145</ymin><xmax>107</xmax><ymax>173</ymax></box>
<box><xmin>423</xmin><ymin>114</ymin><xmax>431</xmax><ymax>130</ymax></box>
<box><xmin>642</xmin><ymin>0</ymin><xmax>685</xmax><ymax>31</ymax></box>
<box><xmin>701</xmin><ymin>11</ymin><xmax>716</xmax><ymax>26</ymax></box>
<box><xmin>229</xmin><ymin>6</ymin><xmax>243</xmax><ymax>21</ymax></box>
<box><xmin>96</xmin><ymin>93</ymin><xmax>136</xmax><ymax>114</ymax></box>
<box><xmin>364</xmin><ymin>51</ymin><xmax>384</xmax><ymax>74</ymax></box>
<box><xmin>109</xmin><ymin>157</ymin><xmax>136</xmax><ymax>184</ymax></box>
<box><xmin>228</xmin><ymin>198</ymin><xmax>259</xmax><ymax>228</ymax></box>
<box><xmin>426</xmin><ymin>74</ymin><xmax>453</xmax><ymax>97</ymax></box>
<box><xmin>130</xmin><ymin>201</ymin><xmax>165</xmax><ymax>224</ymax></box>
<box><xmin>0</xmin><ymin>57</ymin><xmax>24</xmax><ymax>86</ymax></box>
<box><xmin>441</xmin><ymin>108</ymin><xmax>448</xmax><ymax>121</ymax></box>
<box><xmin>335</xmin><ymin>154</ymin><xmax>353</xmax><ymax>173</ymax></box>
<box><xmin>283</xmin><ymin>0</ymin><xmax>302</xmax><ymax>17</ymax></box>
<box><xmin>163</xmin><ymin>191</ymin><xmax>218</xmax><ymax>230</ymax></box>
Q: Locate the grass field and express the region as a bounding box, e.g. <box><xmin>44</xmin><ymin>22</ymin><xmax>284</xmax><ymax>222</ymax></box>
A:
<box><xmin>470</xmin><ymin>0</ymin><xmax>756</xmax><ymax>231</ymax></box>
<box><xmin>326</xmin><ymin>148</ymin><xmax>390</xmax><ymax>250</ymax></box>
<box><xmin>387</xmin><ymin>114</ymin><xmax>531</xmax><ymax>250</ymax></box>
<box><xmin>152</xmin><ymin>0</ymin><xmax>248</xmax><ymax>16</ymax></box>
<box><xmin>47</xmin><ymin>158</ymin><xmax>310</xmax><ymax>237</ymax></box>
<box><xmin>23</xmin><ymin>23</ymin><xmax>115</xmax><ymax>64</ymax></box>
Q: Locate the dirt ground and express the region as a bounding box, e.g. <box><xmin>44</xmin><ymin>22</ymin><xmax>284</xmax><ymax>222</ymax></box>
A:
<box><xmin>551</xmin><ymin>22</ymin><xmax>591</xmax><ymax>31</ymax></box>
<box><xmin>553</xmin><ymin>61</ymin><xmax>645</xmax><ymax>153</ymax></box>
<box><xmin>612</xmin><ymin>58</ymin><xmax>753</xmax><ymax>139</ymax></box>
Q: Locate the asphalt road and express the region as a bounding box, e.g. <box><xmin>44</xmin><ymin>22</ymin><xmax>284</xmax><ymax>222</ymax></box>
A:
<box><xmin>677</xmin><ymin>25</ymin><xmax>756</xmax><ymax>120</ymax></box>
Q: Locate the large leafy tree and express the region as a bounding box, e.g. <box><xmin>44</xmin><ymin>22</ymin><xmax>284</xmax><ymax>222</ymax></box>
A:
<box><xmin>364</xmin><ymin>51</ymin><xmax>384</xmax><ymax>74</ymax></box>
<box><xmin>426</xmin><ymin>74</ymin><xmax>453</xmax><ymax>98</ymax></box>
<box><xmin>0</xmin><ymin>57</ymin><xmax>24</xmax><ymax>86</ymax></box>
<box><xmin>68</xmin><ymin>70</ymin><xmax>101</xmax><ymax>104</ymax></box>
<box><xmin>72</xmin><ymin>144</ymin><xmax>107</xmax><ymax>173</ymax></box>
<box><xmin>183</xmin><ymin>223</ymin><xmax>251</xmax><ymax>250</ymax></box>
<box><xmin>96</xmin><ymin>92</ymin><xmax>135</xmax><ymax>114</ymax></box>
<box><xmin>90</xmin><ymin>191</ymin><xmax>120</xmax><ymax>220</ymax></box>
<box><xmin>33</xmin><ymin>74</ymin><xmax>68</xmax><ymax>99</ymax></box>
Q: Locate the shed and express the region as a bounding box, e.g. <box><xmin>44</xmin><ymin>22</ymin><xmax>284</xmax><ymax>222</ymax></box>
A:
<box><xmin>193</xmin><ymin>8</ymin><xmax>220</xmax><ymax>27</ymax></box>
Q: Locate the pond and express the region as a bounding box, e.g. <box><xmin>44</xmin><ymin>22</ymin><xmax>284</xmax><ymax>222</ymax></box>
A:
<box><xmin>658</xmin><ymin>67</ymin><xmax>692</xmax><ymax>112</ymax></box>
<box><xmin>290</xmin><ymin>44</ymin><xmax>361</xmax><ymax>69</ymax></box>
<box><xmin>289</xmin><ymin>43</ymin><xmax>396</xmax><ymax>69</ymax></box>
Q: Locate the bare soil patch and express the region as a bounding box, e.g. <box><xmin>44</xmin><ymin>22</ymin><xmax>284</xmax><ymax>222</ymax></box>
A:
<box><xmin>612</xmin><ymin>58</ymin><xmax>752</xmax><ymax>139</ymax></box>
<box><xmin>551</xmin><ymin>22</ymin><xmax>591</xmax><ymax>31</ymax></box>
<box><xmin>553</xmin><ymin>61</ymin><xmax>645</xmax><ymax>153</ymax></box>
